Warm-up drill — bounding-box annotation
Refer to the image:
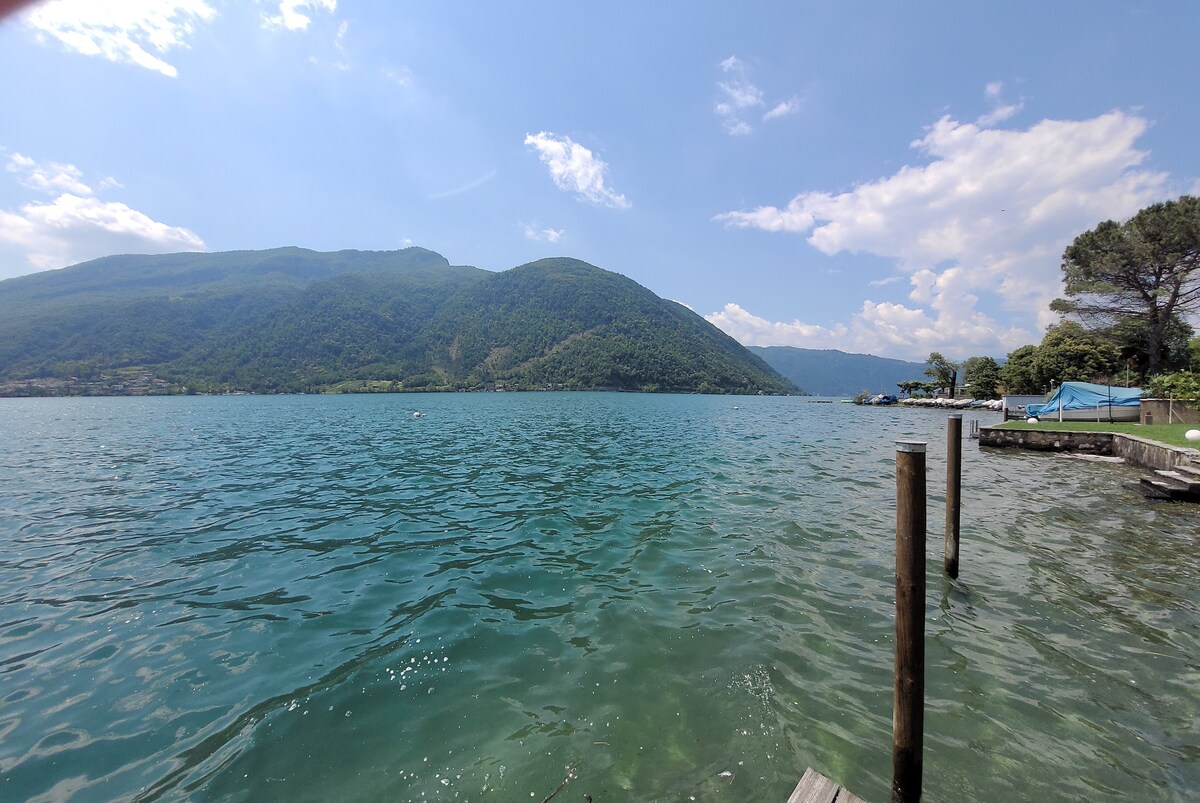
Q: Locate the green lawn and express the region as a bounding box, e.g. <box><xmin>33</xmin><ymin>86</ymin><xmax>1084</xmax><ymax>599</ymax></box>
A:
<box><xmin>995</xmin><ymin>420</ymin><xmax>1200</xmax><ymax>449</ymax></box>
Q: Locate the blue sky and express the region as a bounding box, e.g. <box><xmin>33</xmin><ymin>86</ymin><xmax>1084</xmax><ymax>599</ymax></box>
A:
<box><xmin>1</xmin><ymin>1</ymin><xmax>1197</xmax><ymax>361</ymax></box>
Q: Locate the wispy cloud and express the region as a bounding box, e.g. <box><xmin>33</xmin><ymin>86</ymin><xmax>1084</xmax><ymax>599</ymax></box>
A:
<box><xmin>0</xmin><ymin>153</ymin><xmax>204</xmax><ymax>275</ymax></box>
<box><xmin>715</xmin><ymin>56</ymin><xmax>799</xmax><ymax>135</ymax></box>
<box><xmin>524</xmin><ymin>132</ymin><xmax>630</xmax><ymax>210</ymax></box>
<box><xmin>318</xmin><ymin>18</ymin><xmax>350</xmax><ymax>69</ymax></box>
<box><xmin>426</xmin><ymin>169</ymin><xmax>498</xmax><ymax>200</ymax></box>
<box><xmin>381</xmin><ymin>65</ymin><xmax>413</xmax><ymax>87</ymax></box>
<box><xmin>7</xmin><ymin>152</ymin><xmax>92</xmax><ymax>195</ymax></box>
<box><xmin>522</xmin><ymin>223</ymin><xmax>564</xmax><ymax>243</ymax></box>
<box><xmin>977</xmin><ymin>80</ymin><xmax>1024</xmax><ymax>127</ymax></box>
<box><xmin>714</xmin><ymin>110</ymin><xmax>1171</xmax><ymax>357</ymax></box>
<box><xmin>763</xmin><ymin>98</ymin><xmax>801</xmax><ymax>121</ymax></box>
<box><xmin>262</xmin><ymin>0</ymin><xmax>337</xmax><ymax>32</ymax></box>
<box><xmin>715</xmin><ymin>56</ymin><xmax>763</xmax><ymax>135</ymax></box>
<box><xmin>22</xmin><ymin>0</ymin><xmax>217</xmax><ymax>77</ymax></box>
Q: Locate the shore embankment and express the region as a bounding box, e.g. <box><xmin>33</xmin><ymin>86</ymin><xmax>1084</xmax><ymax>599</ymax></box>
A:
<box><xmin>979</xmin><ymin>425</ymin><xmax>1200</xmax><ymax>471</ymax></box>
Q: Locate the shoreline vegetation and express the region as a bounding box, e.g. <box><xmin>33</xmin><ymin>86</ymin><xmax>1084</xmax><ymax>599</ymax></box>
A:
<box><xmin>0</xmin><ymin>373</ymin><xmax>797</xmax><ymax>398</ymax></box>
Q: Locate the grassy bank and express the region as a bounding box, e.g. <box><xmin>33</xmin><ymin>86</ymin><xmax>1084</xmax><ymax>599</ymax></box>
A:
<box><xmin>995</xmin><ymin>420</ymin><xmax>1200</xmax><ymax>449</ymax></box>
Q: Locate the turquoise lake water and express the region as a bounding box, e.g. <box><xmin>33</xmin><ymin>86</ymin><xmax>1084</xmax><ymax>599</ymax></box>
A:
<box><xmin>0</xmin><ymin>392</ymin><xmax>1197</xmax><ymax>802</ymax></box>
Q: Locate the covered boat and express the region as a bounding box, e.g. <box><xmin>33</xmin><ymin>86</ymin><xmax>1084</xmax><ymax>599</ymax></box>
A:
<box><xmin>1025</xmin><ymin>381</ymin><xmax>1143</xmax><ymax>422</ymax></box>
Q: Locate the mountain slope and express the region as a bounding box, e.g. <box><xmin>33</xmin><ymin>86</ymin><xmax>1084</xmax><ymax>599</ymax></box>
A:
<box><xmin>418</xmin><ymin>258</ymin><xmax>790</xmax><ymax>393</ymax></box>
<box><xmin>0</xmin><ymin>247</ymin><xmax>477</xmax><ymax>382</ymax></box>
<box><xmin>0</xmin><ymin>249</ymin><xmax>794</xmax><ymax>395</ymax></box>
<box><xmin>750</xmin><ymin>346</ymin><xmax>926</xmax><ymax>396</ymax></box>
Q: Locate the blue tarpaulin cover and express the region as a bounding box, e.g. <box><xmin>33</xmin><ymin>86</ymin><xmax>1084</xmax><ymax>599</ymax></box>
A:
<box><xmin>1025</xmin><ymin>381</ymin><xmax>1143</xmax><ymax>417</ymax></box>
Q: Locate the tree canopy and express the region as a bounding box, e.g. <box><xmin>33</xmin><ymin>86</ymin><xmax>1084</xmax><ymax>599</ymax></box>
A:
<box><xmin>1052</xmin><ymin>195</ymin><xmax>1200</xmax><ymax>376</ymax></box>
<box><xmin>999</xmin><ymin>322</ymin><xmax>1121</xmax><ymax>394</ymax></box>
<box><xmin>924</xmin><ymin>352</ymin><xmax>958</xmax><ymax>395</ymax></box>
<box><xmin>961</xmin><ymin>356</ymin><xmax>1002</xmax><ymax>399</ymax></box>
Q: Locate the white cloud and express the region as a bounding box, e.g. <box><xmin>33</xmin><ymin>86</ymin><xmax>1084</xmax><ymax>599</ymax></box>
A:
<box><xmin>715</xmin><ymin>56</ymin><xmax>799</xmax><ymax>135</ymax></box>
<box><xmin>719</xmin><ymin>55</ymin><xmax>743</xmax><ymax>72</ymax></box>
<box><xmin>262</xmin><ymin>0</ymin><xmax>337</xmax><ymax>32</ymax></box>
<box><xmin>715</xmin><ymin>110</ymin><xmax>1171</xmax><ymax>357</ymax></box>
<box><xmin>704</xmin><ymin>301</ymin><xmax>1033</xmax><ymax>362</ymax></box>
<box><xmin>7</xmin><ymin>152</ymin><xmax>92</xmax><ymax>195</ymax></box>
<box><xmin>977</xmin><ymin>80</ymin><xmax>1024</xmax><ymax>127</ymax></box>
<box><xmin>0</xmin><ymin>194</ymin><xmax>206</xmax><ymax>272</ymax></box>
<box><xmin>23</xmin><ymin>0</ymin><xmax>216</xmax><ymax>77</ymax></box>
<box><xmin>706</xmin><ymin>302</ymin><xmax>847</xmax><ymax>348</ymax></box>
<box><xmin>763</xmin><ymin>98</ymin><xmax>801</xmax><ymax>121</ymax></box>
<box><xmin>724</xmin><ymin>120</ymin><xmax>752</xmax><ymax>137</ymax></box>
<box><xmin>718</xmin><ymin>80</ymin><xmax>764</xmax><ymax>110</ymax></box>
<box><xmin>0</xmin><ymin>153</ymin><xmax>205</xmax><ymax>276</ymax></box>
<box><xmin>522</xmin><ymin>224</ymin><xmax>564</xmax><ymax>243</ymax></box>
<box><xmin>524</xmin><ymin>132</ymin><xmax>630</xmax><ymax>210</ymax></box>
<box><xmin>715</xmin><ymin>55</ymin><xmax>764</xmax><ymax>135</ymax></box>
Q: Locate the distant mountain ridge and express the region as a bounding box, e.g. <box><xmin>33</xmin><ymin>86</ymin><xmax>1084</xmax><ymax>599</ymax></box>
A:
<box><xmin>749</xmin><ymin>346</ymin><xmax>926</xmax><ymax>396</ymax></box>
<box><xmin>0</xmin><ymin>248</ymin><xmax>795</xmax><ymax>396</ymax></box>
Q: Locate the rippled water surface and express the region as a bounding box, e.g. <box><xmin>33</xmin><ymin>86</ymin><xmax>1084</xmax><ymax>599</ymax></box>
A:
<box><xmin>1</xmin><ymin>393</ymin><xmax>1197</xmax><ymax>802</ymax></box>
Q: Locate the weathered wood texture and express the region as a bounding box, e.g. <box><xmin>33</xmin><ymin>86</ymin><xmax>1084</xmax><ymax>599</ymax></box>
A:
<box><xmin>787</xmin><ymin>767</ymin><xmax>868</xmax><ymax>803</ymax></box>
<box><xmin>944</xmin><ymin>414</ymin><xmax>962</xmax><ymax>579</ymax></box>
<box><xmin>893</xmin><ymin>442</ymin><xmax>926</xmax><ymax>803</ymax></box>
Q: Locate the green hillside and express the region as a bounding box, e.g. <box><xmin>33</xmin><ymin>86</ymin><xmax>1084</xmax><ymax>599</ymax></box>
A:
<box><xmin>0</xmin><ymin>249</ymin><xmax>795</xmax><ymax>396</ymax></box>
<box><xmin>750</xmin><ymin>345</ymin><xmax>926</xmax><ymax>396</ymax></box>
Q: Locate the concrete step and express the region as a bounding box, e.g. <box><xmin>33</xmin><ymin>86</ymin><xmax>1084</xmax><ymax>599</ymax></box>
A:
<box><xmin>1131</xmin><ymin>479</ymin><xmax>1174</xmax><ymax>499</ymax></box>
<box><xmin>1172</xmin><ymin>463</ymin><xmax>1200</xmax><ymax>479</ymax></box>
<box><xmin>1139</xmin><ymin>476</ymin><xmax>1200</xmax><ymax>502</ymax></box>
<box><xmin>1155</xmin><ymin>470</ymin><xmax>1200</xmax><ymax>492</ymax></box>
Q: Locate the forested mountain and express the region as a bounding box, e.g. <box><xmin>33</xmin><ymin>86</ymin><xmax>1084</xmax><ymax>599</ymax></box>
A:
<box><xmin>750</xmin><ymin>346</ymin><xmax>926</xmax><ymax>396</ymax></box>
<box><xmin>0</xmin><ymin>248</ymin><xmax>795</xmax><ymax>396</ymax></box>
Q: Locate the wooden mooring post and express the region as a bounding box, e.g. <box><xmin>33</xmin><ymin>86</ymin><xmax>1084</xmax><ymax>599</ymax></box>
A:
<box><xmin>944</xmin><ymin>414</ymin><xmax>962</xmax><ymax>579</ymax></box>
<box><xmin>893</xmin><ymin>441</ymin><xmax>926</xmax><ymax>803</ymax></box>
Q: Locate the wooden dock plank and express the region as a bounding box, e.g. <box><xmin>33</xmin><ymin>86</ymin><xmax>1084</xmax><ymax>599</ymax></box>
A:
<box><xmin>787</xmin><ymin>768</ymin><xmax>867</xmax><ymax>803</ymax></box>
<box><xmin>787</xmin><ymin>768</ymin><xmax>839</xmax><ymax>803</ymax></box>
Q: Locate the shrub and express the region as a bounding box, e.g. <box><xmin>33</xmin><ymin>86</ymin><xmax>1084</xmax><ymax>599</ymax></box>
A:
<box><xmin>1145</xmin><ymin>371</ymin><xmax>1200</xmax><ymax>402</ymax></box>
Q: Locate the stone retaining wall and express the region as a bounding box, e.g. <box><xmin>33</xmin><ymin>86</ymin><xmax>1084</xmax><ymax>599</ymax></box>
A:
<box><xmin>979</xmin><ymin>427</ymin><xmax>1199</xmax><ymax>471</ymax></box>
<box><xmin>979</xmin><ymin>428</ymin><xmax>1113</xmax><ymax>454</ymax></box>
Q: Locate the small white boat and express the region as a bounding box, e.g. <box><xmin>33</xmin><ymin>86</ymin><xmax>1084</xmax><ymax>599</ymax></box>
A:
<box><xmin>1025</xmin><ymin>381</ymin><xmax>1142</xmax><ymax>422</ymax></box>
<box><xmin>1028</xmin><ymin>406</ymin><xmax>1140</xmax><ymax>422</ymax></box>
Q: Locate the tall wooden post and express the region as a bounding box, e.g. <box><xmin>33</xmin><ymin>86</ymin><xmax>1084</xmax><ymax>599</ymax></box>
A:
<box><xmin>944</xmin><ymin>414</ymin><xmax>962</xmax><ymax>579</ymax></box>
<box><xmin>893</xmin><ymin>441</ymin><xmax>926</xmax><ymax>803</ymax></box>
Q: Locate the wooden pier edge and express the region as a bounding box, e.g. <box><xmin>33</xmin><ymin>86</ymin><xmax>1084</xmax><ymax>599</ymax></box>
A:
<box><xmin>787</xmin><ymin>767</ymin><xmax>868</xmax><ymax>803</ymax></box>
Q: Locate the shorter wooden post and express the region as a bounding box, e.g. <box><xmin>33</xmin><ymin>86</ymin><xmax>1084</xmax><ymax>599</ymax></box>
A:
<box><xmin>944</xmin><ymin>414</ymin><xmax>961</xmax><ymax>579</ymax></box>
<box><xmin>893</xmin><ymin>441</ymin><xmax>926</xmax><ymax>803</ymax></box>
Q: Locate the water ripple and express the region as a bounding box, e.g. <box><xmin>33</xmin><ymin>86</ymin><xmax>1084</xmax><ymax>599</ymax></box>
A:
<box><xmin>0</xmin><ymin>394</ymin><xmax>1197</xmax><ymax>801</ymax></box>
